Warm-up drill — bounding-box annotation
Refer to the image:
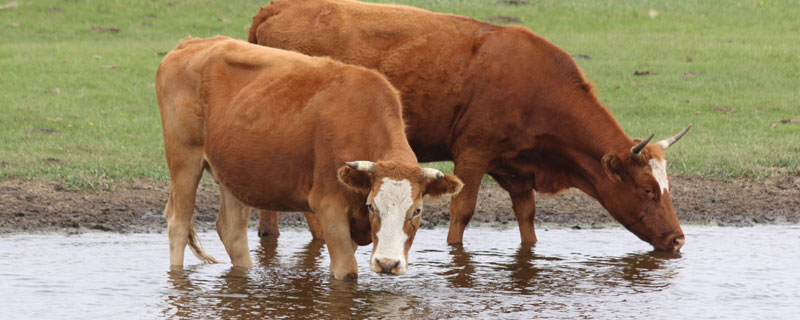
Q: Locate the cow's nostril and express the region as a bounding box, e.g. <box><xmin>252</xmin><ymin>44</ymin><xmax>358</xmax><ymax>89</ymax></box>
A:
<box><xmin>377</xmin><ymin>258</ymin><xmax>400</xmax><ymax>273</ymax></box>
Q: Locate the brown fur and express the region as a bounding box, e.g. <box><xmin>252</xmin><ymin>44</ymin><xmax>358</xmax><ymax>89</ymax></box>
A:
<box><xmin>337</xmin><ymin>167</ymin><xmax>372</xmax><ymax>194</ymax></box>
<box><xmin>249</xmin><ymin>0</ymin><xmax>686</xmax><ymax>251</ymax></box>
<box><xmin>156</xmin><ymin>36</ymin><xmax>462</xmax><ymax>280</ymax></box>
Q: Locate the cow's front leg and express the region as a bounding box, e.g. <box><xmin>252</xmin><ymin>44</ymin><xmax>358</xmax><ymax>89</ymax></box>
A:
<box><xmin>446</xmin><ymin>160</ymin><xmax>488</xmax><ymax>245</ymax></box>
<box><xmin>317</xmin><ymin>202</ymin><xmax>358</xmax><ymax>281</ymax></box>
<box><xmin>257</xmin><ymin>210</ymin><xmax>325</xmax><ymax>240</ymax></box>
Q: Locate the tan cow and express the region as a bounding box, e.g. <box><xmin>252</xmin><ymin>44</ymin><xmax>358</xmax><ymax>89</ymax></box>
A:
<box><xmin>249</xmin><ymin>0</ymin><xmax>691</xmax><ymax>251</ymax></box>
<box><xmin>156</xmin><ymin>36</ymin><xmax>462</xmax><ymax>280</ymax></box>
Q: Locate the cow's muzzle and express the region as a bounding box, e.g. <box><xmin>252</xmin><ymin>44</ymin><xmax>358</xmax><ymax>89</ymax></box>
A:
<box><xmin>371</xmin><ymin>257</ymin><xmax>406</xmax><ymax>275</ymax></box>
<box><xmin>654</xmin><ymin>233</ymin><xmax>685</xmax><ymax>252</ymax></box>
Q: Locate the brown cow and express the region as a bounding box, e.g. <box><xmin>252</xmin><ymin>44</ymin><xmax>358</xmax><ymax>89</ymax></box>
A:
<box><xmin>248</xmin><ymin>0</ymin><xmax>692</xmax><ymax>252</ymax></box>
<box><xmin>156</xmin><ymin>36</ymin><xmax>462</xmax><ymax>280</ymax></box>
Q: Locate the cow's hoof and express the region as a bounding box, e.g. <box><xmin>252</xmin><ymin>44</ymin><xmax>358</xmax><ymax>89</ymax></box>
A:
<box><xmin>332</xmin><ymin>271</ymin><xmax>359</xmax><ymax>282</ymax></box>
<box><xmin>257</xmin><ymin>231</ymin><xmax>279</xmax><ymax>237</ymax></box>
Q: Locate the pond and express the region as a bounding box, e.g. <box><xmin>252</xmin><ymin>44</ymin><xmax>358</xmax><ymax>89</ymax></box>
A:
<box><xmin>1</xmin><ymin>226</ymin><xmax>798</xmax><ymax>319</ymax></box>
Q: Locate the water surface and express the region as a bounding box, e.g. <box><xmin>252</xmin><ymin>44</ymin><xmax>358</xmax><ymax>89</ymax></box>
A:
<box><xmin>1</xmin><ymin>226</ymin><xmax>798</xmax><ymax>319</ymax></box>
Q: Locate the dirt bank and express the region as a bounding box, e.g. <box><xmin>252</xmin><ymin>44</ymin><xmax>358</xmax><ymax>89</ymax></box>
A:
<box><xmin>1</xmin><ymin>174</ymin><xmax>798</xmax><ymax>234</ymax></box>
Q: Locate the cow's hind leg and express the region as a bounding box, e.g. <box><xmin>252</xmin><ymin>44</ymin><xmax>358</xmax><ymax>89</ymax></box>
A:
<box><xmin>217</xmin><ymin>185</ymin><xmax>254</xmax><ymax>268</ymax></box>
<box><xmin>257</xmin><ymin>210</ymin><xmax>325</xmax><ymax>240</ymax></box>
<box><xmin>303</xmin><ymin>212</ymin><xmax>325</xmax><ymax>240</ymax></box>
<box><xmin>509</xmin><ymin>190</ymin><xmax>537</xmax><ymax>244</ymax></box>
<box><xmin>164</xmin><ymin>147</ymin><xmax>217</xmax><ymax>267</ymax></box>
<box><xmin>257</xmin><ymin>210</ymin><xmax>281</xmax><ymax>237</ymax></box>
<box><xmin>488</xmin><ymin>173</ymin><xmax>538</xmax><ymax>244</ymax></box>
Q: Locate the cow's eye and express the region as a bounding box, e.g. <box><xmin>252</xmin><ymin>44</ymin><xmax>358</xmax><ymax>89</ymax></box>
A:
<box><xmin>412</xmin><ymin>208</ymin><xmax>422</xmax><ymax>217</ymax></box>
<box><xmin>366</xmin><ymin>204</ymin><xmax>374</xmax><ymax>214</ymax></box>
<box><xmin>644</xmin><ymin>188</ymin><xmax>652</xmax><ymax>194</ymax></box>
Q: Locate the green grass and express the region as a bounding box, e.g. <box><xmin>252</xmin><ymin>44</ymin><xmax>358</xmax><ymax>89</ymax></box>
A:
<box><xmin>1</xmin><ymin>0</ymin><xmax>798</xmax><ymax>189</ymax></box>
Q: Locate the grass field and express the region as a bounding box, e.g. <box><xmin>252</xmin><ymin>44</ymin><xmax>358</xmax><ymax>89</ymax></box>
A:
<box><xmin>1</xmin><ymin>0</ymin><xmax>798</xmax><ymax>190</ymax></box>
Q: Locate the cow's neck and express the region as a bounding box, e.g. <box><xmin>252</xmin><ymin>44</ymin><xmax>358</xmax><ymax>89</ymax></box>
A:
<box><xmin>374</xmin><ymin>133</ymin><xmax>419</xmax><ymax>166</ymax></box>
<box><xmin>528</xmin><ymin>97</ymin><xmax>632</xmax><ymax>202</ymax></box>
<box><xmin>363</xmin><ymin>112</ymin><xmax>419</xmax><ymax>165</ymax></box>
<box><xmin>380</xmin><ymin>148</ymin><xmax>418</xmax><ymax>165</ymax></box>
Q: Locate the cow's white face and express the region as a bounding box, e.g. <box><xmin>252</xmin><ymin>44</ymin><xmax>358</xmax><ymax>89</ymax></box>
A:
<box><xmin>336</xmin><ymin>160</ymin><xmax>464</xmax><ymax>276</ymax></box>
<box><xmin>368</xmin><ymin>178</ymin><xmax>420</xmax><ymax>275</ymax></box>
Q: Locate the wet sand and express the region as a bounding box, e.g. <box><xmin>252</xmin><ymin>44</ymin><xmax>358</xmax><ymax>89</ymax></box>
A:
<box><xmin>1</xmin><ymin>174</ymin><xmax>798</xmax><ymax>234</ymax></box>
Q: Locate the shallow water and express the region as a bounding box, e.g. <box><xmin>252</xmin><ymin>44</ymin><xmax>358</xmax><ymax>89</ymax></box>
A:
<box><xmin>1</xmin><ymin>226</ymin><xmax>798</xmax><ymax>319</ymax></box>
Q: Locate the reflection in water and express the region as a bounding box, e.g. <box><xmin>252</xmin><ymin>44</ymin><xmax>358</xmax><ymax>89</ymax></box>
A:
<box><xmin>6</xmin><ymin>227</ymin><xmax>794</xmax><ymax>319</ymax></box>
<box><xmin>213</xmin><ymin>267</ymin><xmax>253</xmax><ymax>319</ymax></box>
<box><xmin>440</xmin><ymin>244</ymin><xmax>476</xmax><ymax>288</ymax></box>
<box><xmin>289</xmin><ymin>238</ymin><xmax>326</xmax><ymax>272</ymax></box>
<box><xmin>165</xmin><ymin>266</ymin><xmax>254</xmax><ymax>319</ymax></box>
<box><xmin>160</xmin><ymin>230</ymin><xmax>686</xmax><ymax>319</ymax></box>
<box><xmin>506</xmin><ymin>243</ymin><xmax>544</xmax><ymax>293</ymax></box>
<box><xmin>163</xmin><ymin>236</ymin><xmax>426</xmax><ymax>319</ymax></box>
<box><xmin>164</xmin><ymin>268</ymin><xmax>198</xmax><ymax>319</ymax></box>
<box><xmin>255</xmin><ymin>236</ymin><xmax>280</xmax><ymax>269</ymax></box>
<box><xmin>589</xmin><ymin>251</ymin><xmax>682</xmax><ymax>292</ymax></box>
<box><xmin>163</xmin><ymin>232</ymin><xmax>683</xmax><ymax>319</ymax></box>
<box><xmin>441</xmin><ymin>242</ymin><xmax>679</xmax><ymax>299</ymax></box>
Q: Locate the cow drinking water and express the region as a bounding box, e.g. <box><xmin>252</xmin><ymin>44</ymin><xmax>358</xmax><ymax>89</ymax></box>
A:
<box><xmin>156</xmin><ymin>36</ymin><xmax>462</xmax><ymax>280</ymax></box>
<box><xmin>248</xmin><ymin>0</ymin><xmax>690</xmax><ymax>251</ymax></box>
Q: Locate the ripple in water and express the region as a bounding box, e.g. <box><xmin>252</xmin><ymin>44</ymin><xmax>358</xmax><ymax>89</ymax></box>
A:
<box><xmin>0</xmin><ymin>226</ymin><xmax>798</xmax><ymax>319</ymax></box>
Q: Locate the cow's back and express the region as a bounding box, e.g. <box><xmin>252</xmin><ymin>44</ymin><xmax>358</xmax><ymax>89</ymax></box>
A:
<box><xmin>157</xmin><ymin>36</ymin><xmax>408</xmax><ymax>212</ymax></box>
<box><xmin>250</xmin><ymin>0</ymin><xmax>510</xmax><ymax>160</ymax></box>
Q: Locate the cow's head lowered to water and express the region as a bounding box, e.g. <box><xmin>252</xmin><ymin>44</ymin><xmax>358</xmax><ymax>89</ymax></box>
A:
<box><xmin>599</xmin><ymin>125</ymin><xmax>692</xmax><ymax>252</ymax></box>
<box><xmin>338</xmin><ymin>160</ymin><xmax>463</xmax><ymax>275</ymax></box>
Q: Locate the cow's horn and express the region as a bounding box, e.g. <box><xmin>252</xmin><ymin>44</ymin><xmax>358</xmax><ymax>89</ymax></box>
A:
<box><xmin>656</xmin><ymin>124</ymin><xmax>692</xmax><ymax>150</ymax></box>
<box><xmin>421</xmin><ymin>168</ymin><xmax>444</xmax><ymax>179</ymax></box>
<box><xmin>630</xmin><ymin>133</ymin><xmax>655</xmax><ymax>159</ymax></box>
<box><xmin>346</xmin><ymin>161</ymin><xmax>375</xmax><ymax>172</ymax></box>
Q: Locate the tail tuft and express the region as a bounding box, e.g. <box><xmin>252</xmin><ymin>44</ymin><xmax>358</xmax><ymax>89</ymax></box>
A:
<box><xmin>187</xmin><ymin>226</ymin><xmax>218</xmax><ymax>264</ymax></box>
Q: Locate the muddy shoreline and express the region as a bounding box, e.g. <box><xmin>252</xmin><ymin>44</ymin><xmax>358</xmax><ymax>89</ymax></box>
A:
<box><xmin>1</xmin><ymin>174</ymin><xmax>798</xmax><ymax>235</ymax></box>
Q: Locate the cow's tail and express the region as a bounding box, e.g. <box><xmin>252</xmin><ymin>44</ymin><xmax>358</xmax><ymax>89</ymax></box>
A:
<box><xmin>248</xmin><ymin>2</ymin><xmax>282</xmax><ymax>44</ymax></box>
<box><xmin>187</xmin><ymin>225</ymin><xmax>219</xmax><ymax>264</ymax></box>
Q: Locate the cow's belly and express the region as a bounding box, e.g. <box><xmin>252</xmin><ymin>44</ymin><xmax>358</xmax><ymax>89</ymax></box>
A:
<box><xmin>206</xmin><ymin>148</ymin><xmax>314</xmax><ymax>212</ymax></box>
<box><xmin>408</xmin><ymin>139</ymin><xmax>451</xmax><ymax>163</ymax></box>
<box><xmin>203</xmin><ymin>112</ymin><xmax>315</xmax><ymax>212</ymax></box>
<box><xmin>403</xmin><ymin>110</ymin><xmax>458</xmax><ymax>163</ymax></box>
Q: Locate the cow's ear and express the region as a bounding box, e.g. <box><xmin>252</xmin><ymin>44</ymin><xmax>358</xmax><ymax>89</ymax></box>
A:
<box><xmin>601</xmin><ymin>153</ymin><xmax>623</xmax><ymax>183</ymax></box>
<box><xmin>338</xmin><ymin>166</ymin><xmax>372</xmax><ymax>193</ymax></box>
<box><xmin>424</xmin><ymin>174</ymin><xmax>463</xmax><ymax>199</ymax></box>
